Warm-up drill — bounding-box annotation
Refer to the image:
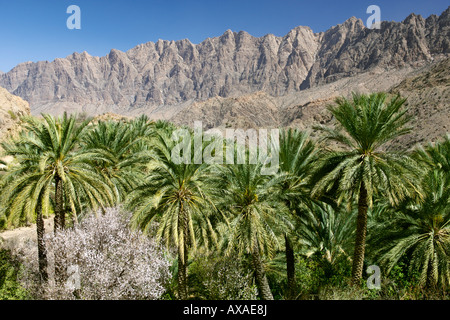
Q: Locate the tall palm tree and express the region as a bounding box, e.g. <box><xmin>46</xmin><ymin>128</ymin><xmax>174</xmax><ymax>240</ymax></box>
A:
<box><xmin>217</xmin><ymin>162</ymin><xmax>292</xmax><ymax>300</ymax></box>
<box><xmin>1</xmin><ymin>113</ymin><xmax>116</xmax><ymax>280</ymax></box>
<box><xmin>1</xmin><ymin>113</ymin><xmax>115</xmax><ymax>231</ymax></box>
<box><xmin>310</xmin><ymin>92</ymin><xmax>423</xmax><ymax>285</ymax></box>
<box><xmin>278</xmin><ymin>128</ymin><xmax>317</xmax><ymax>298</ymax></box>
<box><xmin>126</xmin><ymin>128</ymin><xmax>222</xmax><ymax>300</ymax></box>
<box><xmin>370</xmin><ymin>169</ymin><xmax>450</xmax><ymax>290</ymax></box>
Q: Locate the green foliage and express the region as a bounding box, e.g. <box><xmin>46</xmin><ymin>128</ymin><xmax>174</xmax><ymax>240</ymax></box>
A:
<box><xmin>127</xmin><ymin>127</ymin><xmax>223</xmax><ymax>254</ymax></box>
<box><xmin>0</xmin><ymin>91</ymin><xmax>448</xmax><ymax>300</ymax></box>
<box><xmin>0</xmin><ymin>250</ymin><xmax>29</xmax><ymax>300</ymax></box>
<box><xmin>81</xmin><ymin>117</ymin><xmax>152</xmax><ymax>204</ymax></box>
<box><xmin>217</xmin><ymin>162</ymin><xmax>292</xmax><ymax>258</ymax></box>
<box><xmin>311</xmin><ymin>92</ymin><xmax>422</xmax><ymax>208</ymax></box>
<box><xmin>7</xmin><ymin>110</ymin><xmax>17</xmax><ymax>121</ymax></box>
<box><xmin>188</xmin><ymin>253</ymin><xmax>258</xmax><ymax>300</ymax></box>
<box><xmin>370</xmin><ymin>170</ymin><xmax>450</xmax><ymax>290</ymax></box>
<box><xmin>0</xmin><ymin>112</ymin><xmax>115</xmax><ymax>227</ymax></box>
<box><xmin>297</xmin><ymin>202</ymin><xmax>356</xmax><ymax>265</ymax></box>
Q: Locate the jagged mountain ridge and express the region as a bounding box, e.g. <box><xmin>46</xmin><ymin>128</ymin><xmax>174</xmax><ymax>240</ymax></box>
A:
<box><xmin>0</xmin><ymin>7</ymin><xmax>449</xmax><ymax>116</ymax></box>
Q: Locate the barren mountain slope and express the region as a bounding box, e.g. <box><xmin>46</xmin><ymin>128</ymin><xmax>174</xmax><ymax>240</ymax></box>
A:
<box><xmin>171</xmin><ymin>57</ymin><xmax>449</xmax><ymax>149</ymax></box>
<box><xmin>0</xmin><ymin>86</ymin><xmax>30</xmax><ymax>155</ymax></box>
<box><xmin>389</xmin><ymin>57</ymin><xmax>450</xmax><ymax>149</ymax></box>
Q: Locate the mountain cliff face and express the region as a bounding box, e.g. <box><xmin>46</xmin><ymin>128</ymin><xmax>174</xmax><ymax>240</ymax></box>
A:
<box><xmin>0</xmin><ymin>86</ymin><xmax>30</xmax><ymax>157</ymax></box>
<box><xmin>0</xmin><ymin>7</ymin><xmax>448</xmax><ymax>116</ymax></box>
<box><xmin>302</xmin><ymin>10</ymin><xmax>450</xmax><ymax>88</ymax></box>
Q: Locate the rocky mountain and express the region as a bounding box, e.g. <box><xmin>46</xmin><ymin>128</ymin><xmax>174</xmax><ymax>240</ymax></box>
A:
<box><xmin>0</xmin><ymin>86</ymin><xmax>30</xmax><ymax>159</ymax></box>
<box><xmin>0</xmin><ymin>7</ymin><xmax>448</xmax><ymax>117</ymax></box>
<box><xmin>389</xmin><ymin>56</ymin><xmax>450</xmax><ymax>148</ymax></box>
<box><xmin>0</xmin><ymin>86</ymin><xmax>30</xmax><ymax>138</ymax></box>
<box><xmin>171</xmin><ymin>56</ymin><xmax>449</xmax><ymax>149</ymax></box>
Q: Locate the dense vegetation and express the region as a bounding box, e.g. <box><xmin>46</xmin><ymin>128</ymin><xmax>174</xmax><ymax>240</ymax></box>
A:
<box><xmin>0</xmin><ymin>92</ymin><xmax>449</xmax><ymax>300</ymax></box>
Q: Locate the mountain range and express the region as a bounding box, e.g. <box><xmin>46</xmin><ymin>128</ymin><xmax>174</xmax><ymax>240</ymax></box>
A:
<box><xmin>0</xmin><ymin>7</ymin><xmax>449</xmax><ymax>149</ymax></box>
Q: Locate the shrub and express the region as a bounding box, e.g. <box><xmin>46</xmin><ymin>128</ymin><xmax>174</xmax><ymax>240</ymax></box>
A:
<box><xmin>19</xmin><ymin>207</ymin><xmax>171</xmax><ymax>300</ymax></box>
<box><xmin>0</xmin><ymin>249</ymin><xmax>29</xmax><ymax>300</ymax></box>
<box><xmin>189</xmin><ymin>253</ymin><xmax>258</xmax><ymax>300</ymax></box>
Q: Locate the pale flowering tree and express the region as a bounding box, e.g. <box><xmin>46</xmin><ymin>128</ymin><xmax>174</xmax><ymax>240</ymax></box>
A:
<box><xmin>19</xmin><ymin>207</ymin><xmax>171</xmax><ymax>300</ymax></box>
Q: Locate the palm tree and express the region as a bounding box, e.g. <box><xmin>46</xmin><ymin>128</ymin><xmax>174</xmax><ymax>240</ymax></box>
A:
<box><xmin>298</xmin><ymin>202</ymin><xmax>355</xmax><ymax>266</ymax></box>
<box><xmin>81</xmin><ymin>118</ymin><xmax>151</xmax><ymax>204</ymax></box>
<box><xmin>0</xmin><ymin>148</ymin><xmax>49</xmax><ymax>281</ymax></box>
<box><xmin>310</xmin><ymin>92</ymin><xmax>423</xmax><ymax>285</ymax></box>
<box><xmin>414</xmin><ymin>134</ymin><xmax>450</xmax><ymax>173</ymax></box>
<box><xmin>126</xmin><ymin>128</ymin><xmax>222</xmax><ymax>300</ymax></box>
<box><xmin>1</xmin><ymin>113</ymin><xmax>115</xmax><ymax>231</ymax></box>
<box><xmin>370</xmin><ymin>169</ymin><xmax>450</xmax><ymax>290</ymax></box>
<box><xmin>1</xmin><ymin>113</ymin><xmax>116</xmax><ymax>280</ymax></box>
<box><xmin>217</xmin><ymin>162</ymin><xmax>292</xmax><ymax>300</ymax></box>
<box><xmin>278</xmin><ymin>128</ymin><xmax>317</xmax><ymax>298</ymax></box>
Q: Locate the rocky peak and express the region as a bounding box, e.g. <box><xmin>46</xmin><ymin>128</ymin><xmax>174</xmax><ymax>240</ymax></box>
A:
<box><xmin>403</xmin><ymin>13</ymin><xmax>425</xmax><ymax>25</ymax></box>
<box><xmin>342</xmin><ymin>16</ymin><xmax>365</xmax><ymax>32</ymax></box>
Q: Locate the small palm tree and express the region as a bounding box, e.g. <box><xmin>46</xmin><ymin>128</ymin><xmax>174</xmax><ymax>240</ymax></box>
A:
<box><xmin>310</xmin><ymin>92</ymin><xmax>423</xmax><ymax>285</ymax></box>
<box><xmin>126</xmin><ymin>128</ymin><xmax>222</xmax><ymax>300</ymax></box>
<box><xmin>370</xmin><ymin>169</ymin><xmax>450</xmax><ymax>290</ymax></box>
<box><xmin>217</xmin><ymin>162</ymin><xmax>292</xmax><ymax>300</ymax></box>
<box><xmin>298</xmin><ymin>202</ymin><xmax>355</xmax><ymax>265</ymax></box>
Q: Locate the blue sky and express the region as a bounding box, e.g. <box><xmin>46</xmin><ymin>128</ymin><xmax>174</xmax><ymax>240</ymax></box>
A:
<box><xmin>0</xmin><ymin>0</ymin><xmax>448</xmax><ymax>72</ymax></box>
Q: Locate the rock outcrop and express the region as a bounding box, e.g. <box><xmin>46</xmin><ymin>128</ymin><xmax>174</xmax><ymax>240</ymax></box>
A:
<box><xmin>0</xmin><ymin>86</ymin><xmax>31</xmax><ymax>154</ymax></box>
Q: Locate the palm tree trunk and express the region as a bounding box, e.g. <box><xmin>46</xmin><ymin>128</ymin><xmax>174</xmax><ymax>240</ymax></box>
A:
<box><xmin>177</xmin><ymin>202</ymin><xmax>189</xmax><ymax>300</ymax></box>
<box><xmin>177</xmin><ymin>246</ymin><xmax>188</xmax><ymax>300</ymax></box>
<box><xmin>285</xmin><ymin>233</ymin><xmax>296</xmax><ymax>299</ymax></box>
<box><xmin>252</xmin><ymin>242</ymin><xmax>274</xmax><ymax>300</ymax></box>
<box><xmin>36</xmin><ymin>202</ymin><xmax>48</xmax><ymax>282</ymax></box>
<box><xmin>351</xmin><ymin>183</ymin><xmax>368</xmax><ymax>286</ymax></box>
<box><xmin>53</xmin><ymin>174</ymin><xmax>65</xmax><ymax>282</ymax></box>
<box><xmin>54</xmin><ymin>175</ymin><xmax>64</xmax><ymax>232</ymax></box>
<box><xmin>426</xmin><ymin>260</ymin><xmax>437</xmax><ymax>290</ymax></box>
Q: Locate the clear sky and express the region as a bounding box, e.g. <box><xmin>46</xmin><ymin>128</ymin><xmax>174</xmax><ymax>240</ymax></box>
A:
<box><xmin>0</xmin><ymin>0</ymin><xmax>448</xmax><ymax>72</ymax></box>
